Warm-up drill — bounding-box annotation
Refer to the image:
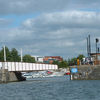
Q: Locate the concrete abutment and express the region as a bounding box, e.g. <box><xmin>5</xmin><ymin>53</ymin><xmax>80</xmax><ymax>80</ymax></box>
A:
<box><xmin>70</xmin><ymin>65</ymin><xmax>100</xmax><ymax>80</ymax></box>
<box><xmin>0</xmin><ymin>69</ymin><xmax>26</xmax><ymax>83</ymax></box>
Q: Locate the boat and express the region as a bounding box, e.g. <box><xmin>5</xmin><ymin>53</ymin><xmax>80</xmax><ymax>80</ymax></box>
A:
<box><xmin>22</xmin><ymin>73</ymin><xmax>33</xmax><ymax>79</ymax></box>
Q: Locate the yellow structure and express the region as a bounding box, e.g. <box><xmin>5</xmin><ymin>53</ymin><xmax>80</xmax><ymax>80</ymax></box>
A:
<box><xmin>77</xmin><ymin>59</ymin><xmax>80</xmax><ymax>65</ymax></box>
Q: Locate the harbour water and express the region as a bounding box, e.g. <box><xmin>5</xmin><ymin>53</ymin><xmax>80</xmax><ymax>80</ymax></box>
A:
<box><xmin>0</xmin><ymin>76</ymin><xmax>100</xmax><ymax>100</ymax></box>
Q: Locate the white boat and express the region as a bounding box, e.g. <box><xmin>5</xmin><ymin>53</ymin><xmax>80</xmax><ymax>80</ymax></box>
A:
<box><xmin>22</xmin><ymin>73</ymin><xmax>33</xmax><ymax>79</ymax></box>
<box><xmin>22</xmin><ymin>71</ymin><xmax>65</xmax><ymax>79</ymax></box>
<box><xmin>48</xmin><ymin>72</ymin><xmax>64</xmax><ymax>77</ymax></box>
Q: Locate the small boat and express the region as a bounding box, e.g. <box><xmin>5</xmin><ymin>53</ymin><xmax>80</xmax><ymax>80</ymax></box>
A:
<box><xmin>22</xmin><ymin>73</ymin><xmax>33</xmax><ymax>79</ymax></box>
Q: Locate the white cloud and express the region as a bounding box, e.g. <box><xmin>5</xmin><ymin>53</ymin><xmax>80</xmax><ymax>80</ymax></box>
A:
<box><xmin>0</xmin><ymin>18</ymin><xmax>12</xmax><ymax>27</ymax></box>
<box><xmin>0</xmin><ymin>0</ymin><xmax>100</xmax><ymax>15</ymax></box>
<box><xmin>0</xmin><ymin>10</ymin><xmax>100</xmax><ymax>58</ymax></box>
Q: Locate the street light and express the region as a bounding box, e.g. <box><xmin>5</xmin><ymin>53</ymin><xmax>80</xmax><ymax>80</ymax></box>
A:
<box><xmin>87</xmin><ymin>35</ymin><xmax>91</xmax><ymax>57</ymax></box>
<box><xmin>4</xmin><ymin>45</ymin><xmax>6</xmax><ymax>62</ymax></box>
<box><xmin>96</xmin><ymin>38</ymin><xmax>99</xmax><ymax>53</ymax></box>
<box><xmin>96</xmin><ymin>38</ymin><xmax>99</xmax><ymax>64</ymax></box>
<box><xmin>21</xmin><ymin>48</ymin><xmax>23</xmax><ymax>62</ymax></box>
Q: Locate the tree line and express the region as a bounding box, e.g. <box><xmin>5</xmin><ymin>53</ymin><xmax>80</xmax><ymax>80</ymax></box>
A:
<box><xmin>53</xmin><ymin>54</ymin><xmax>85</xmax><ymax>68</ymax></box>
<box><xmin>0</xmin><ymin>46</ymin><xmax>85</xmax><ymax>68</ymax></box>
<box><xmin>0</xmin><ymin>46</ymin><xmax>35</xmax><ymax>63</ymax></box>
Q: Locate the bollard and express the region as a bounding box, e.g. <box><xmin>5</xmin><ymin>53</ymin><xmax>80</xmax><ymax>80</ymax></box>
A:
<box><xmin>70</xmin><ymin>74</ymin><xmax>73</xmax><ymax>80</ymax></box>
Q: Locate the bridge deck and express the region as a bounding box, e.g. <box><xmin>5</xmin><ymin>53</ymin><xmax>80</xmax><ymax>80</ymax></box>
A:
<box><xmin>0</xmin><ymin>62</ymin><xmax>58</xmax><ymax>72</ymax></box>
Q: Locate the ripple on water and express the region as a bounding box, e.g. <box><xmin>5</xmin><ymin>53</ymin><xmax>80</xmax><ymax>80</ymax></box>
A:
<box><xmin>0</xmin><ymin>76</ymin><xmax>100</xmax><ymax>100</ymax></box>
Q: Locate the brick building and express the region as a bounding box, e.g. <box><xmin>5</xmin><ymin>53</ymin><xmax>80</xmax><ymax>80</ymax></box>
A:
<box><xmin>43</xmin><ymin>56</ymin><xmax>63</xmax><ymax>64</ymax></box>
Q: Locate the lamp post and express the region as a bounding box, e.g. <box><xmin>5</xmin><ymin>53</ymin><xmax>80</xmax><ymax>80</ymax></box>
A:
<box><xmin>87</xmin><ymin>35</ymin><xmax>91</xmax><ymax>57</ymax></box>
<box><xmin>87</xmin><ymin>37</ymin><xmax>89</xmax><ymax>57</ymax></box>
<box><xmin>3</xmin><ymin>45</ymin><xmax>6</xmax><ymax>70</ymax></box>
<box><xmin>21</xmin><ymin>48</ymin><xmax>23</xmax><ymax>62</ymax></box>
<box><xmin>96</xmin><ymin>38</ymin><xmax>99</xmax><ymax>64</ymax></box>
<box><xmin>4</xmin><ymin>45</ymin><xmax>6</xmax><ymax>62</ymax></box>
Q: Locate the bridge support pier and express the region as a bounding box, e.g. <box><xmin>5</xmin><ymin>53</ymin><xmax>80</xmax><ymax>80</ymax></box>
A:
<box><xmin>0</xmin><ymin>69</ymin><xmax>26</xmax><ymax>83</ymax></box>
<box><xmin>1</xmin><ymin>69</ymin><xmax>8</xmax><ymax>83</ymax></box>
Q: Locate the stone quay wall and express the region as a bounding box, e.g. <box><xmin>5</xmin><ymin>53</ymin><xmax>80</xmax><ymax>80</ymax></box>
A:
<box><xmin>70</xmin><ymin>65</ymin><xmax>100</xmax><ymax>80</ymax></box>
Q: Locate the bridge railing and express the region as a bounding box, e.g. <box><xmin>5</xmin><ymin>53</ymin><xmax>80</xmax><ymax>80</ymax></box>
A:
<box><xmin>0</xmin><ymin>62</ymin><xmax>58</xmax><ymax>72</ymax></box>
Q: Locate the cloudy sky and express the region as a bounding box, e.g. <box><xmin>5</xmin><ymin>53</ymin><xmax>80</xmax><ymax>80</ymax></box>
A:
<box><xmin>0</xmin><ymin>0</ymin><xmax>100</xmax><ymax>59</ymax></box>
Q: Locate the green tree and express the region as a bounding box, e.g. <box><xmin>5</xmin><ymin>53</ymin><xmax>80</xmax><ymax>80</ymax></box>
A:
<box><xmin>0</xmin><ymin>46</ymin><xmax>11</xmax><ymax>61</ymax></box>
<box><xmin>52</xmin><ymin>60</ymin><xmax>59</xmax><ymax>65</ymax></box>
<box><xmin>23</xmin><ymin>54</ymin><xmax>35</xmax><ymax>63</ymax></box>
<box><xmin>58</xmin><ymin>60</ymin><xmax>68</xmax><ymax>68</ymax></box>
<box><xmin>67</xmin><ymin>58</ymin><xmax>77</xmax><ymax>66</ymax></box>
<box><xmin>10</xmin><ymin>48</ymin><xmax>20</xmax><ymax>62</ymax></box>
<box><xmin>77</xmin><ymin>54</ymin><xmax>85</xmax><ymax>61</ymax></box>
<box><xmin>71</xmin><ymin>57</ymin><xmax>77</xmax><ymax>65</ymax></box>
<box><xmin>67</xmin><ymin>59</ymin><xmax>71</xmax><ymax>66</ymax></box>
<box><xmin>67</xmin><ymin>54</ymin><xmax>85</xmax><ymax>66</ymax></box>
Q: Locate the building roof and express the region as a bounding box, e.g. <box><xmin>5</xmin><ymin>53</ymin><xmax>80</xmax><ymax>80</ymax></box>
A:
<box><xmin>90</xmin><ymin>53</ymin><xmax>100</xmax><ymax>56</ymax></box>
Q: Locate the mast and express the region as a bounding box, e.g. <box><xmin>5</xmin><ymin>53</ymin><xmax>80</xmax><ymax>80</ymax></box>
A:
<box><xmin>4</xmin><ymin>45</ymin><xmax>6</xmax><ymax>62</ymax></box>
<box><xmin>21</xmin><ymin>48</ymin><xmax>23</xmax><ymax>62</ymax></box>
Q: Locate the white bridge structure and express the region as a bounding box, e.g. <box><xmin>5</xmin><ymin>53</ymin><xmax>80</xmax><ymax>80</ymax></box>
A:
<box><xmin>0</xmin><ymin>62</ymin><xmax>58</xmax><ymax>72</ymax></box>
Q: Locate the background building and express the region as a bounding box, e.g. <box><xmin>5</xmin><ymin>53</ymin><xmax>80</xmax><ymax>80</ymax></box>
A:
<box><xmin>90</xmin><ymin>53</ymin><xmax>100</xmax><ymax>65</ymax></box>
<box><xmin>33</xmin><ymin>56</ymin><xmax>44</xmax><ymax>63</ymax></box>
<box><xmin>43</xmin><ymin>56</ymin><xmax>63</xmax><ymax>64</ymax></box>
